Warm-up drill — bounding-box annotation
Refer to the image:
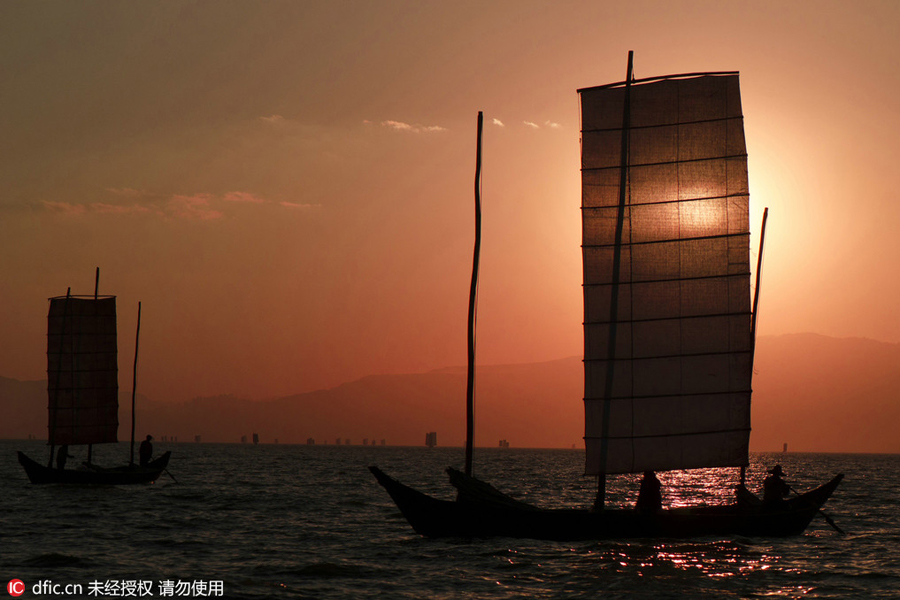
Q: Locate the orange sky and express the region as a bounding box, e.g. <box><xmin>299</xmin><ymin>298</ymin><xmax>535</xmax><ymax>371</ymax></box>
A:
<box><xmin>2</xmin><ymin>1</ymin><xmax>899</xmax><ymax>404</ymax></box>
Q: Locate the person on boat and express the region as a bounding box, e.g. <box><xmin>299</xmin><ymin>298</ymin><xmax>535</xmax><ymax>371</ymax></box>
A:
<box><xmin>56</xmin><ymin>445</ymin><xmax>73</xmax><ymax>470</ymax></box>
<box><xmin>139</xmin><ymin>435</ymin><xmax>153</xmax><ymax>466</ymax></box>
<box><xmin>763</xmin><ymin>464</ymin><xmax>791</xmax><ymax>505</ymax></box>
<box><xmin>636</xmin><ymin>471</ymin><xmax>662</xmax><ymax>513</ymax></box>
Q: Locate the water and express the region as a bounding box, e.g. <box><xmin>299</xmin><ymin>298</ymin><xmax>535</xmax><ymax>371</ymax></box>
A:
<box><xmin>2</xmin><ymin>440</ymin><xmax>898</xmax><ymax>599</ymax></box>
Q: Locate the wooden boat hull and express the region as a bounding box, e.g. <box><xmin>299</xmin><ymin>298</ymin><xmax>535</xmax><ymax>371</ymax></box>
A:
<box><xmin>369</xmin><ymin>466</ymin><xmax>843</xmax><ymax>540</ymax></box>
<box><xmin>18</xmin><ymin>451</ymin><xmax>172</xmax><ymax>485</ymax></box>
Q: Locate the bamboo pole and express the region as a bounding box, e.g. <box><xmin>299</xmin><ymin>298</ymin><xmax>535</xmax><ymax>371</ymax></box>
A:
<box><xmin>595</xmin><ymin>50</ymin><xmax>633</xmax><ymax>511</ymax></box>
<box><xmin>750</xmin><ymin>207</ymin><xmax>769</xmax><ymax>373</ymax></box>
<box><xmin>88</xmin><ymin>268</ymin><xmax>99</xmax><ymax>464</ymax></box>
<box><xmin>130</xmin><ymin>302</ymin><xmax>142</xmax><ymax>465</ymax></box>
<box><xmin>465</xmin><ymin>112</ymin><xmax>483</xmax><ymax>478</ymax></box>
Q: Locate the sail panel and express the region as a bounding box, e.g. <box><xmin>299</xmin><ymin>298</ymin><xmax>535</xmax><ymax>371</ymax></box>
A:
<box><xmin>47</xmin><ymin>296</ymin><xmax>119</xmax><ymax>446</ymax></box>
<box><xmin>580</xmin><ymin>73</ymin><xmax>752</xmax><ymax>475</ymax></box>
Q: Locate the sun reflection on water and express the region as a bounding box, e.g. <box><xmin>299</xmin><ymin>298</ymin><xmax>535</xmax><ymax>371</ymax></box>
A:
<box><xmin>588</xmin><ymin>540</ymin><xmax>784</xmax><ymax>580</ymax></box>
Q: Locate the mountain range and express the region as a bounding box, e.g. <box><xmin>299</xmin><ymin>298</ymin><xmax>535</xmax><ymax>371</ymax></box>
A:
<box><xmin>2</xmin><ymin>333</ymin><xmax>898</xmax><ymax>453</ymax></box>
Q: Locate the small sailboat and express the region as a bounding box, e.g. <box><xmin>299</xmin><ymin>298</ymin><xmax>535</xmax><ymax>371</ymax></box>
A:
<box><xmin>370</xmin><ymin>54</ymin><xmax>842</xmax><ymax>540</ymax></box>
<box><xmin>18</xmin><ymin>273</ymin><xmax>170</xmax><ymax>484</ymax></box>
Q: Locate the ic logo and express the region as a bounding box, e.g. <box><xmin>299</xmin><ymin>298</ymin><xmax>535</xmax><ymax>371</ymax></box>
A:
<box><xmin>7</xmin><ymin>580</ymin><xmax>24</xmax><ymax>597</ymax></box>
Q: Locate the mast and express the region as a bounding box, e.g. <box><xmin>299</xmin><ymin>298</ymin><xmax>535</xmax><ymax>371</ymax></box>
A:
<box><xmin>742</xmin><ymin>208</ymin><xmax>768</xmax><ymax>485</ymax></box>
<box><xmin>465</xmin><ymin>111</ymin><xmax>484</xmax><ymax>477</ymax></box>
<box><xmin>750</xmin><ymin>208</ymin><xmax>769</xmax><ymax>373</ymax></box>
<box><xmin>88</xmin><ymin>268</ymin><xmax>100</xmax><ymax>464</ymax></box>
<box><xmin>130</xmin><ymin>302</ymin><xmax>142</xmax><ymax>465</ymax></box>
<box><xmin>593</xmin><ymin>50</ymin><xmax>633</xmax><ymax>510</ymax></box>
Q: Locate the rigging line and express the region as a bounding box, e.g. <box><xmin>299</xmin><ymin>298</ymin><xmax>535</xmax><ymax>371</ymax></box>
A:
<box><xmin>588</xmin><ymin>427</ymin><xmax>752</xmax><ymax>441</ymax></box>
<box><xmin>581</xmin><ymin>192</ymin><xmax>749</xmax><ymax>207</ymax></box>
<box><xmin>577</xmin><ymin>70</ymin><xmax>739</xmax><ymax>92</ymax></box>
<box><xmin>585</xmin><ymin>311</ymin><xmax>753</xmax><ymax>326</ymax></box>
<box><xmin>581</xmin><ymin>153</ymin><xmax>749</xmax><ymax>171</ymax></box>
<box><xmin>581</xmin><ymin>114</ymin><xmax>743</xmax><ymax>134</ymax></box>
<box><xmin>584</xmin><ymin>271</ymin><xmax>751</xmax><ymax>287</ymax></box>
<box><xmin>585</xmin><ymin>389</ymin><xmax>752</xmax><ymax>401</ymax></box>
<box><xmin>583</xmin><ymin>231</ymin><xmax>749</xmax><ymax>249</ymax></box>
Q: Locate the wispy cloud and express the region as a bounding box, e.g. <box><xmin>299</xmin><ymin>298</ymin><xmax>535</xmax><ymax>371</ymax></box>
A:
<box><xmin>492</xmin><ymin>118</ymin><xmax>505</xmax><ymax>127</ymax></box>
<box><xmin>259</xmin><ymin>114</ymin><xmax>286</xmax><ymax>124</ymax></box>
<box><xmin>44</xmin><ymin>189</ymin><xmax>317</xmax><ymax>220</ymax></box>
<box><xmin>380</xmin><ymin>120</ymin><xmax>447</xmax><ymax>133</ymax></box>
<box><xmin>545</xmin><ymin>121</ymin><xmax>561</xmax><ymax>129</ymax></box>
<box><xmin>44</xmin><ymin>199</ymin><xmax>151</xmax><ymax>216</ymax></box>
<box><xmin>168</xmin><ymin>194</ymin><xmax>223</xmax><ymax>221</ymax></box>
<box><xmin>280</xmin><ymin>201</ymin><xmax>322</xmax><ymax>210</ymax></box>
<box><xmin>92</xmin><ymin>203</ymin><xmax>152</xmax><ymax>215</ymax></box>
<box><xmin>382</xmin><ymin>120</ymin><xmax>413</xmax><ymax>131</ymax></box>
<box><xmin>524</xmin><ymin>121</ymin><xmax>540</xmax><ymax>129</ymax></box>
<box><xmin>223</xmin><ymin>191</ymin><xmax>266</xmax><ymax>204</ymax></box>
<box><xmin>43</xmin><ymin>201</ymin><xmax>87</xmax><ymax>215</ymax></box>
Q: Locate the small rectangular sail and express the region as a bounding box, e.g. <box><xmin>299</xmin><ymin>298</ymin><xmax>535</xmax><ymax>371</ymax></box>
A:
<box><xmin>580</xmin><ymin>72</ymin><xmax>752</xmax><ymax>475</ymax></box>
<box><xmin>47</xmin><ymin>296</ymin><xmax>119</xmax><ymax>445</ymax></box>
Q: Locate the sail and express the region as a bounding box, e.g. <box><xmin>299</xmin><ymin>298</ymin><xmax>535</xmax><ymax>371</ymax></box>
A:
<box><xmin>579</xmin><ymin>73</ymin><xmax>752</xmax><ymax>475</ymax></box>
<box><xmin>47</xmin><ymin>296</ymin><xmax>119</xmax><ymax>445</ymax></box>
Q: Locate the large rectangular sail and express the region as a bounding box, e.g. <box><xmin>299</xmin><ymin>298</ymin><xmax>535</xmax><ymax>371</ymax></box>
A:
<box><xmin>47</xmin><ymin>296</ymin><xmax>119</xmax><ymax>445</ymax></box>
<box><xmin>580</xmin><ymin>72</ymin><xmax>752</xmax><ymax>475</ymax></box>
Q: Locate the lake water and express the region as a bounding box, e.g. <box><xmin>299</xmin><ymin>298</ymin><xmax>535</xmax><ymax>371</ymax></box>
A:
<box><xmin>1</xmin><ymin>440</ymin><xmax>898</xmax><ymax>599</ymax></box>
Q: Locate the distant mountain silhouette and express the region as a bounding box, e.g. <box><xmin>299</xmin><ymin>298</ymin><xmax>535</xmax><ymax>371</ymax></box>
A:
<box><xmin>750</xmin><ymin>333</ymin><xmax>900</xmax><ymax>453</ymax></box>
<box><xmin>2</xmin><ymin>334</ymin><xmax>898</xmax><ymax>452</ymax></box>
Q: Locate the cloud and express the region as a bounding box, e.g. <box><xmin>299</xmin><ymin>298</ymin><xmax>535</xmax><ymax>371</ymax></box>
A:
<box><xmin>42</xmin><ymin>189</ymin><xmax>314</xmax><ymax>220</ymax></box>
<box><xmin>92</xmin><ymin>203</ymin><xmax>152</xmax><ymax>215</ymax></box>
<box><xmin>168</xmin><ymin>194</ymin><xmax>223</xmax><ymax>221</ymax></box>
<box><xmin>382</xmin><ymin>120</ymin><xmax>413</xmax><ymax>131</ymax></box>
<box><xmin>223</xmin><ymin>191</ymin><xmax>266</xmax><ymax>204</ymax></box>
<box><xmin>280</xmin><ymin>201</ymin><xmax>322</xmax><ymax>209</ymax></box>
<box><xmin>545</xmin><ymin>121</ymin><xmax>561</xmax><ymax>129</ymax></box>
<box><xmin>380</xmin><ymin>120</ymin><xmax>447</xmax><ymax>133</ymax></box>
<box><xmin>43</xmin><ymin>200</ymin><xmax>151</xmax><ymax>216</ymax></box>
<box><xmin>43</xmin><ymin>201</ymin><xmax>87</xmax><ymax>215</ymax></box>
<box><xmin>259</xmin><ymin>115</ymin><xmax>286</xmax><ymax>124</ymax></box>
<box><xmin>524</xmin><ymin>121</ymin><xmax>540</xmax><ymax>129</ymax></box>
<box><xmin>492</xmin><ymin>118</ymin><xmax>505</xmax><ymax>127</ymax></box>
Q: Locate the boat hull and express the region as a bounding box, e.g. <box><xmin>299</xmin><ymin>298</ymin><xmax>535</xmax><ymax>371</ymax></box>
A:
<box><xmin>18</xmin><ymin>451</ymin><xmax>172</xmax><ymax>485</ymax></box>
<box><xmin>369</xmin><ymin>467</ymin><xmax>843</xmax><ymax>540</ymax></box>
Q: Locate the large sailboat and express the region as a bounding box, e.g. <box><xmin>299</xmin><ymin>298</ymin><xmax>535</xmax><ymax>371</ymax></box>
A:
<box><xmin>18</xmin><ymin>276</ymin><xmax>170</xmax><ymax>484</ymax></box>
<box><xmin>370</xmin><ymin>54</ymin><xmax>842</xmax><ymax>539</ymax></box>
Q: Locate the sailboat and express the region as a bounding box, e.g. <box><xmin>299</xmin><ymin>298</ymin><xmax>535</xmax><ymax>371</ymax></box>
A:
<box><xmin>369</xmin><ymin>54</ymin><xmax>842</xmax><ymax>539</ymax></box>
<box><xmin>18</xmin><ymin>274</ymin><xmax>170</xmax><ymax>484</ymax></box>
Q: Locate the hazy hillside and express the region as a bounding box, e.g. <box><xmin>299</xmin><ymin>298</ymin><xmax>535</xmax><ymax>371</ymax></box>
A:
<box><xmin>2</xmin><ymin>334</ymin><xmax>898</xmax><ymax>452</ymax></box>
<box><xmin>751</xmin><ymin>333</ymin><xmax>900</xmax><ymax>453</ymax></box>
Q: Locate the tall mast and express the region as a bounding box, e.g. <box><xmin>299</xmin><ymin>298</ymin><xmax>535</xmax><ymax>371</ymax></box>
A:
<box><xmin>129</xmin><ymin>302</ymin><xmax>142</xmax><ymax>465</ymax></box>
<box><xmin>88</xmin><ymin>267</ymin><xmax>100</xmax><ymax>464</ymax></box>
<box><xmin>750</xmin><ymin>207</ymin><xmax>769</xmax><ymax>375</ymax></box>
<box><xmin>465</xmin><ymin>111</ymin><xmax>484</xmax><ymax>477</ymax></box>
<box><xmin>594</xmin><ymin>51</ymin><xmax>633</xmax><ymax>510</ymax></box>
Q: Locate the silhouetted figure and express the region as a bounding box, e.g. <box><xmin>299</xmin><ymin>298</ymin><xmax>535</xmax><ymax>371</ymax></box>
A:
<box><xmin>636</xmin><ymin>471</ymin><xmax>662</xmax><ymax>513</ymax></box>
<box><xmin>139</xmin><ymin>435</ymin><xmax>153</xmax><ymax>467</ymax></box>
<box><xmin>56</xmin><ymin>445</ymin><xmax>73</xmax><ymax>470</ymax></box>
<box><xmin>763</xmin><ymin>464</ymin><xmax>791</xmax><ymax>505</ymax></box>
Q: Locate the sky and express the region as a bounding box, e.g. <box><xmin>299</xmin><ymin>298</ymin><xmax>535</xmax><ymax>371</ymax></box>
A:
<box><xmin>2</xmin><ymin>0</ymin><xmax>899</xmax><ymax>404</ymax></box>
